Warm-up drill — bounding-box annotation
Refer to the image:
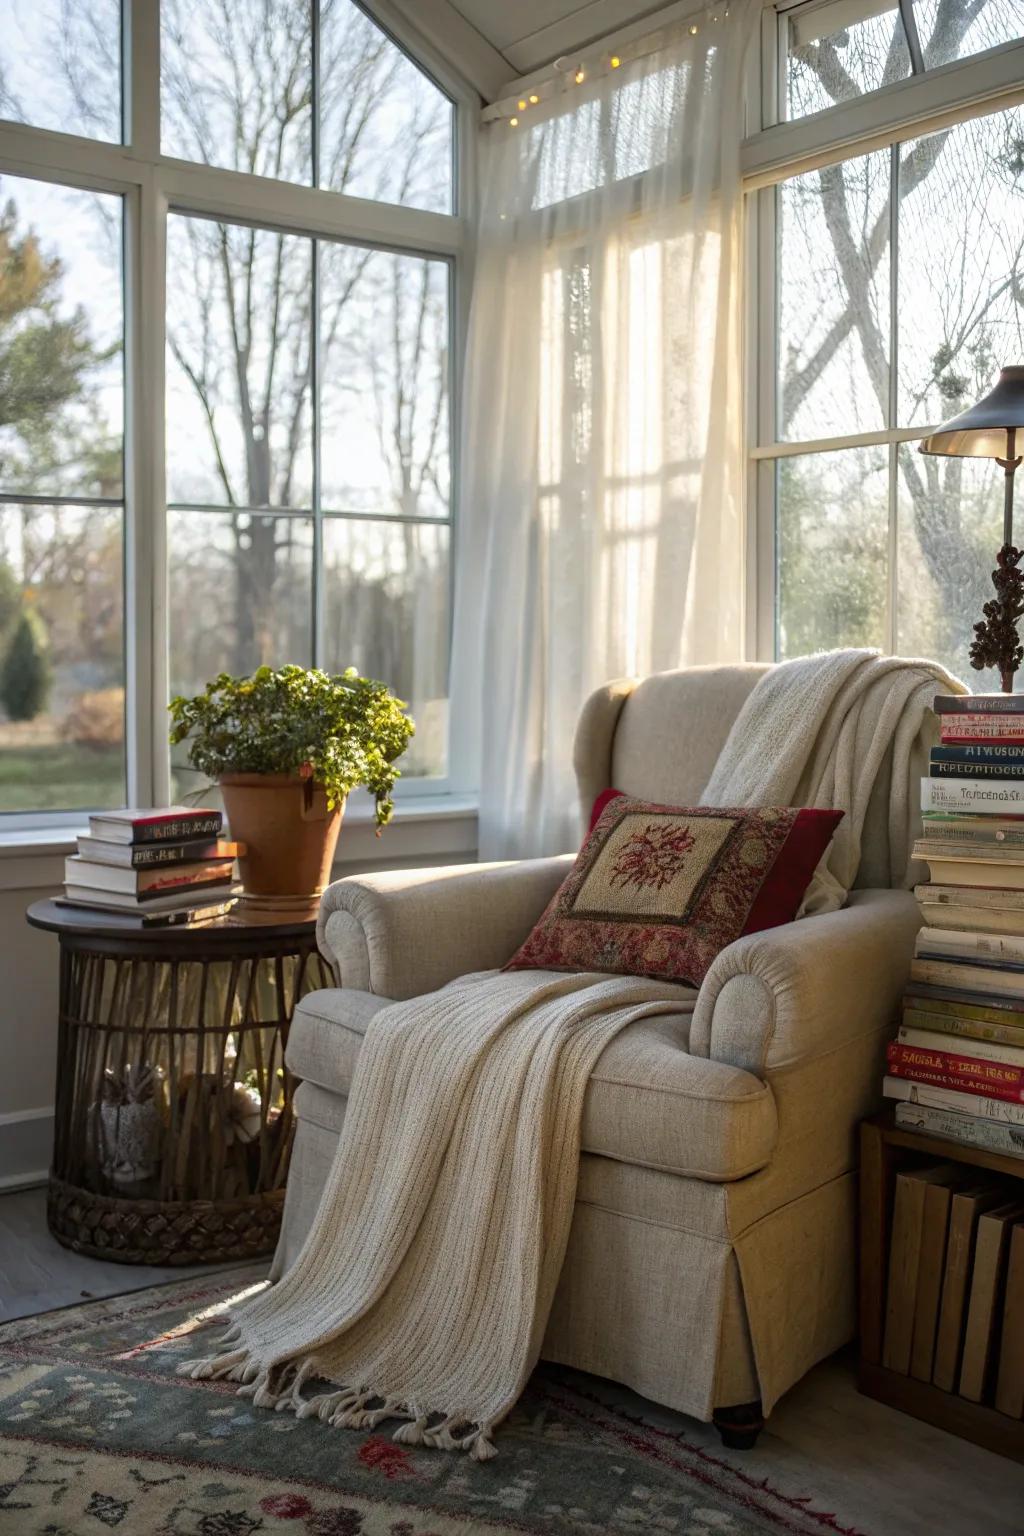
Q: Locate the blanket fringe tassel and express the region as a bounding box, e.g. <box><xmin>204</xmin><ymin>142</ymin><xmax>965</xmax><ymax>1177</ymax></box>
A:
<box><xmin>179</xmin><ymin>1339</ymin><xmax>498</xmax><ymax>1459</ymax></box>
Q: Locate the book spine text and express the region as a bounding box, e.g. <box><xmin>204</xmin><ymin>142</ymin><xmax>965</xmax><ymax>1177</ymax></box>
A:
<box><xmin>882</xmin><ymin>1075</ymin><xmax>1024</xmax><ymax>1123</ymax></box>
<box><xmin>886</xmin><ymin>1048</ymin><xmax>1024</xmax><ymax>1102</ymax></box>
<box><xmin>932</xmin><ymin>743</ymin><xmax>1024</xmax><ymax>760</ymax></box>
<box><xmin>902</xmin><ymin>1007</ymin><xmax>1024</xmax><ymax>1046</ymax></box>
<box><xmin>940</xmin><ymin>718</ymin><xmax>1024</xmax><ymax>741</ymax></box>
<box><xmin>930</xmin><ymin>760</ymin><xmax>1024</xmax><ymax>779</ymax></box>
<box><xmin>935</xmin><ymin>695</ymin><xmax>1024</xmax><ymax>715</ymax></box>
<box><xmin>893</xmin><ymin>1101</ymin><xmax>1024</xmax><ymax>1156</ymax></box>
<box><xmin>921</xmin><ymin>780</ymin><xmax>1024</xmax><ymax>813</ymax></box>
<box><xmin>133</xmin><ymin>816</ymin><xmax>223</xmax><ymax>844</ymax></box>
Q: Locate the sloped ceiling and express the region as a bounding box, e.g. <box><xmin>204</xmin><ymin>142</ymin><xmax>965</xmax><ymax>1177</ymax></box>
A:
<box><xmin>383</xmin><ymin>0</ymin><xmax>681</xmax><ymax>101</ymax></box>
<box><xmin>426</xmin><ymin>0</ymin><xmax>681</xmax><ymax>89</ymax></box>
<box><xmin>444</xmin><ymin>0</ymin><xmax>675</xmax><ymax>87</ymax></box>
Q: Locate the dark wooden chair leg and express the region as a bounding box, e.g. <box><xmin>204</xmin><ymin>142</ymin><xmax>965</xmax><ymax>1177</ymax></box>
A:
<box><xmin>712</xmin><ymin>1400</ymin><xmax>765</xmax><ymax>1450</ymax></box>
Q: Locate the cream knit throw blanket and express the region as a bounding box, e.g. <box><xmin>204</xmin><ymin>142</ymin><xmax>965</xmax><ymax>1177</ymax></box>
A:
<box><xmin>701</xmin><ymin>648</ymin><xmax>964</xmax><ymax>913</ymax></box>
<box><xmin>186</xmin><ymin>648</ymin><xmax>961</xmax><ymax>1458</ymax></box>
<box><xmin>184</xmin><ymin>969</ymin><xmax>694</xmax><ymax>1460</ymax></box>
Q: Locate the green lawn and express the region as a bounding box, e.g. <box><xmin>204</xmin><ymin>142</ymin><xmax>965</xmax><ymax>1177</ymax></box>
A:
<box><xmin>0</xmin><ymin>742</ymin><xmax>124</xmax><ymax>813</ymax></box>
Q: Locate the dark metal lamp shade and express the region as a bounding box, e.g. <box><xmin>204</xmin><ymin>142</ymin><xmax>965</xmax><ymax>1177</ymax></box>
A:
<box><xmin>919</xmin><ymin>365</ymin><xmax>1024</xmax><ymax>460</ymax></box>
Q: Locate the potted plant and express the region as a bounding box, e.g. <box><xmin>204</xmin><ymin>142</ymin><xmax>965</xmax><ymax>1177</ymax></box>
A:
<box><xmin>168</xmin><ymin>664</ymin><xmax>414</xmax><ymax>904</ymax></box>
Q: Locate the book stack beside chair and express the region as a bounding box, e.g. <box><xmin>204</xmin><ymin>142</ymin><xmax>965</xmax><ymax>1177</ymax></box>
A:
<box><xmin>61</xmin><ymin>806</ymin><xmax>243</xmax><ymax>926</ymax></box>
<box><xmin>867</xmin><ymin>691</ymin><xmax>1024</xmax><ymax>1438</ymax></box>
<box><xmin>884</xmin><ymin>691</ymin><xmax>1024</xmax><ymax>1161</ymax></box>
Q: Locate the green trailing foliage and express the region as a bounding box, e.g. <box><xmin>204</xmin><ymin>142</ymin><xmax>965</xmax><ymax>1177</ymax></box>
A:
<box><xmin>1</xmin><ymin>607</ymin><xmax>53</xmax><ymax>721</ymax></box>
<box><xmin>168</xmin><ymin>663</ymin><xmax>415</xmax><ymax>828</ymax></box>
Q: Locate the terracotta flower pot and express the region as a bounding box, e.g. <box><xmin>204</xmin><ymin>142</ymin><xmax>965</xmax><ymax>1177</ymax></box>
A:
<box><xmin>219</xmin><ymin>773</ymin><xmax>343</xmax><ymax>902</ymax></box>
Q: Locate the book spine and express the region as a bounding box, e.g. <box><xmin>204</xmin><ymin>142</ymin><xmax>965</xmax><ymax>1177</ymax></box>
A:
<box><xmin>893</xmin><ymin>1101</ymin><xmax>1024</xmax><ymax>1157</ymax></box>
<box><xmin>132</xmin><ymin>816</ymin><xmax>223</xmax><ymax>844</ymax></box>
<box><xmin>142</xmin><ymin>907</ymin><xmax>210</xmax><ymax>927</ymax></box>
<box><xmin>930</xmin><ymin>760</ymin><xmax>1024</xmax><ymax>779</ymax></box>
<box><xmin>921</xmin><ymin>780</ymin><xmax>1024</xmax><ymax>814</ymax></box>
<box><xmin>902</xmin><ymin>1008</ymin><xmax>1024</xmax><ymax>1046</ymax></box>
<box><xmin>134</xmin><ymin>879</ymin><xmax>233</xmax><ymax>903</ymax></box>
<box><xmin>916</xmin><ymin>823</ymin><xmax>1024</xmax><ymax>846</ymax></box>
<box><xmin>145</xmin><ymin>900</ymin><xmax>235</xmax><ymax>926</ymax></box>
<box><xmin>128</xmin><ymin>843</ymin><xmax>234</xmax><ymax>867</ymax></box>
<box><xmin>916</xmin><ymin>928</ymin><xmax>1024</xmax><ymax>962</ymax></box>
<box><xmin>917</xmin><ymin>906</ymin><xmax>1024</xmax><ymax>936</ymax></box>
<box><xmin>914</xmin><ymin>947</ymin><xmax>1024</xmax><ymax>974</ymax></box>
<box><xmin>915</xmin><ymin>883</ymin><xmax>1024</xmax><ymax>907</ymax></box>
<box><xmin>896</xmin><ymin>1026</ymin><xmax>1024</xmax><ymax>1067</ymax></box>
<box><xmin>112</xmin><ymin>840</ymin><xmax>240</xmax><ymax>868</ymax></box>
<box><xmin>923</xmin><ymin>863</ymin><xmax>1024</xmax><ymax>891</ymax></box>
<box><xmin>130</xmin><ymin>845</ymin><xmax>192</xmax><ymax>867</ymax></box>
<box><xmin>935</xmin><ymin>695</ymin><xmax>1024</xmax><ymax>715</ymax></box>
<box><xmin>906</xmin><ymin>982</ymin><xmax>1024</xmax><ymax>1016</ymax></box>
<box><xmin>886</xmin><ymin>1050</ymin><xmax>1024</xmax><ymax>1103</ymax></box>
<box><xmin>940</xmin><ymin>718</ymin><xmax>1024</xmax><ymax>741</ymax></box>
<box><xmin>916</xmin><ymin>842</ymin><xmax>1024</xmax><ymax>861</ymax></box>
<box><xmin>910</xmin><ymin>958</ymin><xmax>1024</xmax><ymax>994</ymax></box>
<box><xmin>883</xmin><ymin>1074</ymin><xmax>1024</xmax><ymax>1123</ymax></box>
<box><xmin>138</xmin><ymin>860</ymin><xmax>234</xmax><ymax>891</ymax></box>
<box><xmin>932</xmin><ymin>744</ymin><xmax>1024</xmax><ymax>761</ymax></box>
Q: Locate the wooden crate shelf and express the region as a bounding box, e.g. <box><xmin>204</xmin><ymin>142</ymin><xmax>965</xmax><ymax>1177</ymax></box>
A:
<box><xmin>859</xmin><ymin>1111</ymin><xmax>1024</xmax><ymax>1464</ymax></box>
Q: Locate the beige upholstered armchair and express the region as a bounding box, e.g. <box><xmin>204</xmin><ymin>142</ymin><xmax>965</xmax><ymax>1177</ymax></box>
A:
<box><xmin>274</xmin><ymin>663</ymin><xmax>920</xmax><ymax>1448</ymax></box>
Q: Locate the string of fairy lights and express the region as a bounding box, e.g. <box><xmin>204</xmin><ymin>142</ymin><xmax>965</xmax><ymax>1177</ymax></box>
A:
<box><xmin>482</xmin><ymin>8</ymin><xmax>730</xmax><ymax>130</ymax></box>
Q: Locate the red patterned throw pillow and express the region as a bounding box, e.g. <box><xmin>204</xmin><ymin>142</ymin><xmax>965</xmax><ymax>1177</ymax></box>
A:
<box><xmin>506</xmin><ymin>792</ymin><xmax>843</xmax><ymax>987</ymax></box>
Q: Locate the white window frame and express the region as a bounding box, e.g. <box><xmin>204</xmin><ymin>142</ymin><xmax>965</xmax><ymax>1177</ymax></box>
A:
<box><xmin>0</xmin><ymin>0</ymin><xmax>477</xmax><ymax>832</ymax></box>
<box><xmin>742</xmin><ymin>2</ymin><xmax>1024</xmax><ymax>665</ymax></box>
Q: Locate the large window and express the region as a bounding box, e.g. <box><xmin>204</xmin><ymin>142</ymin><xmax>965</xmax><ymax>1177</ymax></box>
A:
<box><xmin>784</xmin><ymin>0</ymin><xmax>1024</xmax><ymax>119</ymax></box>
<box><xmin>758</xmin><ymin>2</ymin><xmax>1024</xmax><ymax>682</ymax></box>
<box><xmin>0</xmin><ymin>174</ymin><xmax>125</xmax><ymax>811</ymax></box>
<box><xmin>160</xmin><ymin>0</ymin><xmax>452</xmax><ymax>212</ymax></box>
<box><xmin>166</xmin><ymin>220</ymin><xmax>451</xmax><ymax>783</ymax></box>
<box><xmin>0</xmin><ymin>0</ymin><xmax>122</xmax><ymax>142</ymax></box>
<box><xmin>0</xmin><ymin>0</ymin><xmax>462</xmax><ymax>819</ymax></box>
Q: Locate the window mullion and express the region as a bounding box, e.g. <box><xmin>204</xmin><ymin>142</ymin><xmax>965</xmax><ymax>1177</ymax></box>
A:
<box><xmin>756</xmin><ymin>184</ymin><xmax>778</xmax><ymax>662</ymax></box>
<box><xmin>124</xmin><ymin>0</ymin><xmax>160</xmax><ymax>159</ymax></box>
<box><xmin>898</xmin><ymin>0</ymin><xmax>926</xmax><ymax>77</ymax></box>
<box><xmin>312</xmin><ymin>238</ymin><xmax>325</xmax><ymax>668</ymax></box>
<box><xmin>124</xmin><ymin>169</ymin><xmax>169</xmax><ymax>809</ymax></box>
<box><xmin>311</xmin><ymin>0</ymin><xmax>321</xmax><ymax>189</ymax></box>
<box><xmin>886</xmin><ymin>140</ymin><xmax>900</xmax><ymax>657</ymax></box>
<box><xmin>121</xmin><ymin>0</ymin><xmax>165</xmax><ymax>809</ymax></box>
<box><xmin>311</xmin><ymin>2</ymin><xmax>325</xmax><ymax>670</ymax></box>
<box><xmin>742</xmin><ymin>38</ymin><xmax>1024</xmax><ymax>190</ymax></box>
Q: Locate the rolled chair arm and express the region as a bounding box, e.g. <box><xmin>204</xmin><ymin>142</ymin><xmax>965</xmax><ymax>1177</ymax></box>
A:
<box><xmin>689</xmin><ymin>888</ymin><xmax>921</xmax><ymax>1076</ymax></box>
<box><xmin>316</xmin><ymin>855</ymin><xmax>574</xmax><ymax>998</ymax></box>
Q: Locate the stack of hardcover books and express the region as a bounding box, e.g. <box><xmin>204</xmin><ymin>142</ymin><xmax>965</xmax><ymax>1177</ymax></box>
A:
<box><xmin>884</xmin><ymin>692</ymin><xmax>1024</xmax><ymax>1160</ymax></box>
<box><xmin>61</xmin><ymin>806</ymin><xmax>242</xmax><ymax>926</ymax></box>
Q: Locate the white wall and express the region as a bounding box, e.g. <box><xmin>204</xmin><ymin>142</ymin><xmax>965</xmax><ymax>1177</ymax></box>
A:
<box><xmin>0</xmin><ymin>802</ymin><xmax>477</xmax><ymax>1190</ymax></box>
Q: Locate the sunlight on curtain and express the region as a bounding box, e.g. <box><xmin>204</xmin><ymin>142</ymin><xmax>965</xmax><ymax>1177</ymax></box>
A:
<box><xmin>453</xmin><ymin>3</ymin><xmax>758</xmax><ymax>857</ymax></box>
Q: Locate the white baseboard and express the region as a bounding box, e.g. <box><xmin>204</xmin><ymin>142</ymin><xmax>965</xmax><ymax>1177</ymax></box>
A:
<box><xmin>0</xmin><ymin>1107</ymin><xmax>53</xmax><ymax>1191</ymax></box>
<box><xmin>0</xmin><ymin>1168</ymin><xmax>48</xmax><ymax>1192</ymax></box>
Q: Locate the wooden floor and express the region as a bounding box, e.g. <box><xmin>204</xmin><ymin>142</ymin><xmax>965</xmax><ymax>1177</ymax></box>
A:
<box><xmin>0</xmin><ymin>1186</ymin><xmax>249</xmax><ymax>1321</ymax></box>
<box><xmin>2</xmin><ymin>1187</ymin><xmax>1024</xmax><ymax>1534</ymax></box>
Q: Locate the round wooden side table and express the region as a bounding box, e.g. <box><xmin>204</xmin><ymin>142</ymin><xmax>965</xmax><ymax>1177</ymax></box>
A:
<box><xmin>26</xmin><ymin>900</ymin><xmax>335</xmax><ymax>1267</ymax></box>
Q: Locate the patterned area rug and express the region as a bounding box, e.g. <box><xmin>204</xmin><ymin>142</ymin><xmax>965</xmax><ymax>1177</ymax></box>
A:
<box><xmin>0</xmin><ymin>1271</ymin><xmax>865</xmax><ymax>1536</ymax></box>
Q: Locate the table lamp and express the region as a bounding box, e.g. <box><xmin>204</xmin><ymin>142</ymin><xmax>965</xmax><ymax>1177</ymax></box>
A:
<box><xmin>919</xmin><ymin>365</ymin><xmax>1024</xmax><ymax>693</ymax></box>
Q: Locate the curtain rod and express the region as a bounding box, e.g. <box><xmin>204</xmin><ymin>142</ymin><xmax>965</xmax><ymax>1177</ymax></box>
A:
<box><xmin>480</xmin><ymin>0</ymin><xmax>728</xmax><ymax>125</ymax></box>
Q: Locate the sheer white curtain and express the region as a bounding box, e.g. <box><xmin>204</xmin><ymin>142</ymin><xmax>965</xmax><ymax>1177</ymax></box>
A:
<box><xmin>452</xmin><ymin>3</ymin><xmax>758</xmax><ymax>858</ymax></box>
